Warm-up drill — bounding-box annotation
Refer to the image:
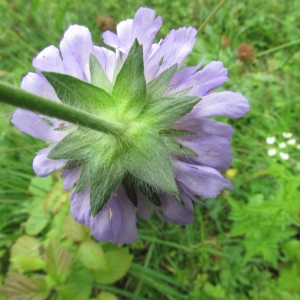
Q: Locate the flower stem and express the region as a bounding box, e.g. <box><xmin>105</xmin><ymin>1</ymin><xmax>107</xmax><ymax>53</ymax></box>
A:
<box><xmin>256</xmin><ymin>39</ymin><xmax>300</xmax><ymax>57</ymax></box>
<box><xmin>0</xmin><ymin>81</ymin><xmax>126</xmax><ymax>136</ymax></box>
<box><xmin>197</xmin><ymin>0</ymin><xmax>227</xmax><ymax>35</ymax></box>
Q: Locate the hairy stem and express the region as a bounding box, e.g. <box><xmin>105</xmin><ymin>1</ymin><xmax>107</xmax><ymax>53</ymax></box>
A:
<box><xmin>0</xmin><ymin>81</ymin><xmax>126</xmax><ymax>136</ymax></box>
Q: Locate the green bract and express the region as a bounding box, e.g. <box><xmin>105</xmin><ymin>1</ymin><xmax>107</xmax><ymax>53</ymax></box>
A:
<box><xmin>44</xmin><ymin>40</ymin><xmax>201</xmax><ymax>216</ymax></box>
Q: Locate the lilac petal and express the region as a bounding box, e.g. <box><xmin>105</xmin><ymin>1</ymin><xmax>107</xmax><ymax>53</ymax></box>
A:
<box><xmin>173</xmin><ymin>160</ymin><xmax>233</xmax><ymax>199</ymax></box>
<box><xmin>191</xmin><ymin>91</ymin><xmax>250</xmax><ymax>118</ymax></box>
<box><xmin>60</xmin><ymin>25</ymin><xmax>94</xmax><ymax>81</ymax></box>
<box><xmin>91</xmin><ymin>194</ymin><xmax>123</xmax><ymax>242</ymax></box>
<box><xmin>12</xmin><ymin>109</ymin><xmax>66</xmax><ymax>142</ymax></box>
<box><xmin>21</xmin><ymin>72</ymin><xmax>59</xmax><ymax>101</ymax></box>
<box><xmin>61</xmin><ymin>166</ymin><xmax>83</xmax><ymax>190</ymax></box>
<box><xmin>178</xmin><ymin>187</ymin><xmax>194</xmax><ymax>210</ymax></box>
<box><xmin>166</xmin><ymin>60</ymin><xmax>203</xmax><ymax>95</ymax></box>
<box><xmin>174</xmin><ymin>118</ymin><xmax>235</xmax><ymax>140</ymax></box>
<box><xmin>93</xmin><ymin>47</ymin><xmax>116</xmax><ymax>83</ymax></box>
<box><xmin>158</xmin><ymin>193</ymin><xmax>194</xmax><ymax>225</ymax></box>
<box><xmin>132</xmin><ymin>8</ymin><xmax>162</xmax><ymax>56</ymax></box>
<box><xmin>70</xmin><ymin>188</ymin><xmax>90</xmax><ymax>224</ymax></box>
<box><xmin>103</xmin><ymin>30</ymin><xmax>123</xmax><ymax>52</ymax></box>
<box><xmin>111</xmin><ymin>189</ymin><xmax>138</xmax><ymax>245</ymax></box>
<box><xmin>137</xmin><ymin>190</ymin><xmax>152</xmax><ymax>220</ymax></box>
<box><xmin>33</xmin><ymin>45</ymin><xmax>66</xmax><ymax>74</ymax></box>
<box><xmin>178</xmin><ymin>135</ymin><xmax>233</xmax><ymax>170</ymax></box>
<box><xmin>188</xmin><ymin>61</ymin><xmax>229</xmax><ymax>97</ymax></box>
<box><xmin>33</xmin><ymin>145</ymin><xmax>67</xmax><ymax>177</ymax></box>
<box><xmin>159</xmin><ymin>27</ymin><xmax>197</xmax><ymax>74</ymax></box>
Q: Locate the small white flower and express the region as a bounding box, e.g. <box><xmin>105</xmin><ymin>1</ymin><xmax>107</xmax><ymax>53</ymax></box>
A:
<box><xmin>287</xmin><ymin>139</ymin><xmax>296</xmax><ymax>145</ymax></box>
<box><xmin>279</xmin><ymin>142</ymin><xmax>286</xmax><ymax>149</ymax></box>
<box><xmin>279</xmin><ymin>152</ymin><xmax>289</xmax><ymax>160</ymax></box>
<box><xmin>268</xmin><ymin>149</ymin><xmax>277</xmax><ymax>156</ymax></box>
<box><xmin>266</xmin><ymin>137</ymin><xmax>276</xmax><ymax>144</ymax></box>
<box><xmin>282</xmin><ymin>132</ymin><xmax>293</xmax><ymax>138</ymax></box>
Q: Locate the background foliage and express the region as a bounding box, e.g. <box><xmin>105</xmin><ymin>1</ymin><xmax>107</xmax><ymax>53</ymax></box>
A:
<box><xmin>0</xmin><ymin>0</ymin><xmax>300</xmax><ymax>299</ymax></box>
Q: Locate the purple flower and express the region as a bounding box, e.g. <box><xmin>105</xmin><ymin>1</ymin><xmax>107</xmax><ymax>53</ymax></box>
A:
<box><xmin>12</xmin><ymin>8</ymin><xmax>249</xmax><ymax>244</ymax></box>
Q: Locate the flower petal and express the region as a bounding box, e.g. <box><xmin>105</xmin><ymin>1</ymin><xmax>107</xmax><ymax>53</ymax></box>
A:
<box><xmin>12</xmin><ymin>109</ymin><xmax>66</xmax><ymax>142</ymax></box>
<box><xmin>191</xmin><ymin>91</ymin><xmax>250</xmax><ymax>118</ymax></box>
<box><xmin>158</xmin><ymin>193</ymin><xmax>194</xmax><ymax>225</ymax></box>
<box><xmin>61</xmin><ymin>166</ymin><xmax>83</xmax><ymax>190</ymax></box>
<box><xmin>178</xmin><ymin>135</ymin><xmax>233</xmax><ymax>170</ymax></box>
<box><xmin>173</xmin><ymin>160</ymin><xmax>233</xmax><ymax>199</ymax></box>
<box><xmin>70</xmin><ymin>188</ymin><xmax>90</xmax><ymax>224</ymax></box>
<box><xmin>174</xmin><ymin>117</ymin><xmax>235</xmax><ymax>140</ymax></box>
<box><xmin>59</xmin><ymin>25</ymin><xmax>94</xmax><ymax>81</ymax></box>
<box><xmin>91</xmin><ymin>194</ymin><xmax>123</xmax><ymax>242</ymax></box>
<box><xmin>21</xmin><ymin>72</ymin><xmax>59</xmax><ymax>101</ymax></box>
<box><xmin>111</xmin><ymin>188</ymin><xmax>138</xmax><ymax>244</ymax></box>
<box><xmin>137</xmin><ymin>190</ymin><xmax>152</xmax><ymax>220</ymax></box>
<box><xmin>33</xmin><ymin>145</ymin><xmax>67</xmax><ymax>177</ymax></box>
<box><xmin>33</xmin><ymin>45</ymin><xmax>67</xmax><ymax>74</ymax></box>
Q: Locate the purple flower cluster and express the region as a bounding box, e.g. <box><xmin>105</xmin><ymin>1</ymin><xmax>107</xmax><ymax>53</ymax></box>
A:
<box><xmin>12</xmin><ymin>8</ymin><xmax>249</xmax><ymax>244</ymax></box>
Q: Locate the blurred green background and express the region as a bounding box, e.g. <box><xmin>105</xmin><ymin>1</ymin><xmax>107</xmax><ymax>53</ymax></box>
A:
<box><xmin>0</xmin><ymin>0</ymin><xmax>300</xmax><ymax>299</ymax></box>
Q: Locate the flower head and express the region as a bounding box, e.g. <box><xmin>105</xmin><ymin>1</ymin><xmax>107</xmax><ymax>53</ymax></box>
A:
<box><xmin>12</xmin><ymin>8</ymin><xmax>250</xmax><ymax>244</ymax></box>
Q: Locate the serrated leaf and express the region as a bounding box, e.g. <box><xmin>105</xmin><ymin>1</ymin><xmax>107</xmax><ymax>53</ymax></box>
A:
<box><xmin>89</xmin><ymin>152</ymin><xmax>125</xmax><ymax>216</ymax></box>
<box><xmin>11</xmin><ymin>236</ymin><xmax>42</xmax><ymax>260</ymax></box>
<box><xmin>26</xmin><ymin>198</ymin><xmax>51</xmax><ymax>236</ymax></box>
<box><xmin>94</xmin><ymin>248</ymin><xmax>133</xmax><ymax>284</ymax></box>
<box><xmin>76</xmin><ymin>162</ymin><xmax>90</xmax><ymax>193</ymax></box>
<box><xmin>161</xmin><ymin>136</ymin><xmax>198</xmax><ymax>157</ymax></box>
<box><xmin>63</xmin><ymin>215</ymin><xmax>91</xmax><ymax>242</ymax></box>
<box><xmin>122</xmin><ymin>175</ymin><xmax>137</xmax><ymax>207</ymax></box>
<box><xmin>112</xmin><ymin>40</ymin><xmax>146</xmax><ymax>119</ymax></box>
<box><xmin>2</xmin><ymin>274</ymin><xmax>49</xmax><ymax>300</ymax></box>
<box><xmin>58</xmin><ymin>263</ymin><xmax>93</xmax><ymax>300</ymax></box>
<box><xmin>11</xmin><ymin>255</ymin><xmax>45</xmax><ymax>272</ymax></box>
<box><xmin>43</xmin><ymin>72</ymin><xmax>115</xmax><ymax>114</ymax></box>
<box><xmin>139</xmin><ymin>96</ymin><xmax>200</xmax><ymax>130</ymax></box>
<box><xmin>77</xmin><ymin>240</ymin><xmax>108</xmax><ymax>271</ymax></box>
<box><xmin>45</xmin><ymin>239</ymin><xmax>71</xmax><ymax>284</ymax></box>
<box><xmin>89</xmin><ymin>53</ymin><xmax>113</xmax><ymax>94</ymax></box>
<box><xmin>48</xmin><ymin>129</ymin><xmax>94</xmax><ymax>160</ymax></box>
<box><xmin>121</xmin><ymin>129</ymin><xmax>177</xmax><ymax>194</ymax></box>
<box><xmin>146</xmin><ymin>64</ymin><xmax>177</xmax><ymax>101</ymax></box>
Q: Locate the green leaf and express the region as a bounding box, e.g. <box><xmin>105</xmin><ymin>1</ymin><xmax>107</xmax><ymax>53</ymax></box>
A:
<box><xmin>137</xmin><ymin>181</ymin><xmax>161</xmax><ymax>206</ymax></box>
<box><xmin>121</xmin><ymin>129</ymin><xmax>177</xmax><ymax>194</ymax></box>
<box><xmin>122</xmin><ymin>175</ymin><xmax>137</xmax><ymax>207</ymax></box>
<box><xmin>94</xmin><ymin>248</ymin><xmax>133</xmax><ymax>284</ymax></box>
<box><xmin>161</xmin><ymin>136</ymin><xmax>198</xmax><ymax>157</ymax></box>
<box><xmin>112</xmin><ymin>40</ymin><xmax>146</xmax><ymax>120</ymax></box>
<box><xmin>10</xmin><ymin>236</ymin><xmax>42</xmax><ymax>261</ymax></box>
<box><xmin>63</xmin><ymin>215</ymin><xmax>91</xmax><ymax>242</ymax></box>
<box><xmin>58</xmin><ymin>263</ymin><xmax>93</xmax><ymax>300</ymax></box>
<box><xmin>160</xmin><ymin>128</ymin><xmax>196</xmax><ymax>137</ymax></box>
<box><xmin>89</xmin><ymin>151</ymin><xmax>125</xmax><ymax>216</ymax></box>
<box><xmin>89</xmin><ymin>53</ymin><xmax>113</xmax><ymax>94</ymax></box>
<box><xmin>139</xmin><ymin>96</ymin><xmax>200</xmax><ymax>130</ymax></box>
<box><xmin>146</xmin><ymin>64</ymin><xmax>177</xmax><ymax>101</ymax></box>
<box><xmin>95</xmin><ymin>292</ymin><xmax>119</xmax><ymax>300</ymax></box>
<box><xmin>43</xmin><ymin>72</ymin><xmax>115</xmax><ymax>114</ymax></box>
<box><xmin>77</xmin><ymin>240</ymin><xmax>108</xmax><ymax>271</ymax></box>
<box><xmin>28</xmin><ymin>176</ymin><xmax>53</xmax><ymax>197</ymax></box>
<box><xmin>76</xmin><ymin>162</ymin><xmax>90</xmax><ymax>193</ymax></box>
<box><xmin>48</xmin><ymin>129</ymin><xmax>94</xmax><ymax>160</ymax></box>
<box><xmin>2</xmin><ymin>274</ymin><xmax>49</xmax><ymax>300</ymax></box>
<box><xmin>64</xmin><ymin>159</ymin><xmax>86</xmax><ymax>170</ymax></box>
<box><xmin>26</xmin><ymin>198</ymin><xmax>51</xmax><ymax>236</ymax></box>
<box><xmin>45</xmin><ymin>239</ymin><xmax>71</xmax><ymax>284</ymax></box>
<box><xmin>11</xmin><ymin>255</ymin><xmax>45</xmax><ymax>273</ymax></box>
